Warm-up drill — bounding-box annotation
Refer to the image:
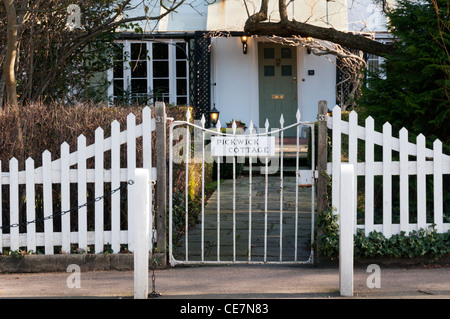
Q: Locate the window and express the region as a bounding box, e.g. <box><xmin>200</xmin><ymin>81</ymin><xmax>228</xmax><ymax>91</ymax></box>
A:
<box><xmin>264</xmin><ymin>65</ymin><xmax>275</xmax><ymax>76</ymax></box>
<box><xmin>130</xmin><ymin>43</ymin><xmax>149</xmax><ymax>104</ymax></box>
<box><xmin>152</xmin><ymin>43</ymin><xmax>170</xmax><ymax>103</ymax></box>
<box><xmin>109</xmin><ymin>40</ymin><xmax>189</xmax><ymax>106</ymax></box>
<box><xmin>112</xmin><ymin>43</ymin><xmax>125</xmax><ymax>103</ymax></box>
<box><xmin>264</xmin><ymin>48</ymin><xmax>274</xmax><ymax>59</ymax></box>
<box><xmin>281</xmin><ymin>65</ymin><xmax>292</xmax><ymax>76</ymax></box>
<box><xmin>281</xmin><ymin>48</ymin><xmax>292</xmax><ymax>59</ymax></box>
<box><xmin>367</xmin><ymin>53</ymin><xmax>381</xmax><ymax>73</ymax></box>
<box><xmin>365</xmin><ymin>39</ymin><xmax>392</xmax><ymax>81</ymax></box>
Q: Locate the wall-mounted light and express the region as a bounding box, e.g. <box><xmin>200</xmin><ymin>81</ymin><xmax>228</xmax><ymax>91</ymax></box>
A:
<box><xmin>241</xmin><ymin>35</ymin><xmax>248</xmax><ymax>54</ymax></box>
<box><xmin>210</xmin><ymin>105</ymin><xmax>220</xmax><ymax>127</ymax></box>
<box><xmin>306</xmin><ymin>37</ymin><xmax>313</xmax><ymax>54</ymax></box>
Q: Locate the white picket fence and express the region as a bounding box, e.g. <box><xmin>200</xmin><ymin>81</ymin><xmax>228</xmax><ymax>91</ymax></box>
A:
<box><xmin>0</xmin><ymin>106</ymin><xmax>156</xmax><ymax>255</ymax></box>
<box><xmin>328</xmin><ymin>105</ymin><xmax>450</xmax><ymax>237</ymax></box>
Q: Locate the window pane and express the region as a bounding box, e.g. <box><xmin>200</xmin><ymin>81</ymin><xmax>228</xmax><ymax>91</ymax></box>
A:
<box><xmin>153</xmin><ymin>61</ymin><xmax>169</xmax><ymax>78</ymax></box>
<box><xmin>153</xmin><ymin>43</ymin><xmax>169</xmax><ymax>59</ymax></box>
<box><xmin>281</xmin><ymin>65</ymin><xmax>292</xmax><ymax>76</ymax></box>
<box><xmin>176</xmin><ymin>61</ymin><xmax>187</xmax><ymax>77</ymax></box>
<box><xmin>177</xmin><ymin>79</ymin><xmax>187</xmax><ymax>95</ymax></box>
<box><xmin>131</xmin><ymin>43</ymin><xmax>147</xmax><ymax>60</ymax></box>
<box><xmin>153</xmin><ymin>79</ymin><xmax>169</xmax><ymax>95</ymax></box>
<box><xmin>281</xmin><ymin>48</ymin><xmax>292</xmax><ymax>59</ymax></box>
<box><xmin>264</xmin><ymin>65</ymin><xmax>275</xmax><ymax>76</ymax></box>
<box><xmin>113</xmin><ymin>61</ymin><xmax>123</xmax><ymax>78</ymax></box>
<box><xmin>177</xmin><ymin>97</ymin><xmax>187</xmax><ymax>106</ymax></box>
<box><xmin>368</xmin><ymin>59</ymin><xmax>379</xmax><ymax>72</ymax></box>
<box><xmin>113</xmin><ymin>80</ymin><xmax>124</xmax><ymax>96</ymax></box>
<box><xmin>131</xmin><ymin>61</ymin><xmax>147</xmax><ymax>78</ymax></box>
<box><xmin>176</xmin><ymin>43</ymin><xmax>187</xmax><ymax>59</ymax></box>
<box><xmin>112</xmin><ymin>43</ymin><xmax>124</xmax><ymax>61</ymax></box>
<box><xmin>264</xmin><ymin>48</ymin><xmax>274</xmax><ymax>59</ymax></box>
<box><xmin>131</xmin><ymin>79</ymin><xmax>147</xmax><ymax>94</ymax></box>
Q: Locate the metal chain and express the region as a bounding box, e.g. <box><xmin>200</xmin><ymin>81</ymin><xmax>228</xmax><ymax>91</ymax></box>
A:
<box><xmin>148</xmin><ymin>181</ymin><xmax>160</xmax><ymax>298</ymax></box>
<box><xmin>148</xmin><ymin>234</ymin><xmax>160</xmax><ymax>298</ymax></box>
<box><xmin>0</xmin><ymin>180</ymin><xmax>135</xmax><ymax>231</ymax></box>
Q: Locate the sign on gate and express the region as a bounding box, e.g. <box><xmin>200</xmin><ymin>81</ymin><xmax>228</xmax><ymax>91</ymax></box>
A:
<box><xmin>210</xmin><ymin>136</ymin><xmax>275</xmax><ymax>157</ymax></box>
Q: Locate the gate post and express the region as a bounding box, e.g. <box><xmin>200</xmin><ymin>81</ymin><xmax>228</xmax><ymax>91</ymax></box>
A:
<box><xmin>134</xmin><ymin>168</ymin><xmax>150</xmax><ymax>299</ymax></box>
<box><xmin>155</xmin><ymin>101</ymin><xmax>167</xmax><ymax>267</ymax></box>
<box><xmin>339</xmin><ymin>164</ymin><xmax>355</xmax><ymax>297</ymax></box>
<box><xmin>316</xmin><ymin>100</ymin><xmax>328</xmax><ymax>263</ymax></box>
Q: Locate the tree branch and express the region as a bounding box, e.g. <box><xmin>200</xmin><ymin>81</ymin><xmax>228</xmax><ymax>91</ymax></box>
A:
<box><xmin>279</xmin><ymin>0</ymin><xmax>288</xmax><ymax>23</ymax></box>
<box><xmin>3</xmin><ymin>0</ymin><xmax>18</xmax><ymax>107</ymax></box>
<box><xmin>245</xmin><ymin>19</ymin><xmax>396</xmax><ymax>57</ymax></box>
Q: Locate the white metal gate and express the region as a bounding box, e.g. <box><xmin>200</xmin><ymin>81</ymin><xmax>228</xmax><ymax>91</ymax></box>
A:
<box><xmin>168</xmin><ymin>109</ymin><xmax>315</xmax><ymax>265</ymax></box>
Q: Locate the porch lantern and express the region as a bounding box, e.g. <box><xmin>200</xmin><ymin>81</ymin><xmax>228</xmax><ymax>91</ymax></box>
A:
<box><xmin>241</xmin><ymin>35</ymin><xmax>248</xmax><ymax>54</ymax></box>
<box><xmin>210</xmin><ymin>106</ymin><xmax>220</xmax><ymax>127</ymax></box>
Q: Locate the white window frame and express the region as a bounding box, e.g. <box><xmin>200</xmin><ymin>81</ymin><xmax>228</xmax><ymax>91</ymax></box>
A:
<box><xmin>108</xmin><ymin>39</ymin><xmax>189</xmax><ymax>106</ymax></box>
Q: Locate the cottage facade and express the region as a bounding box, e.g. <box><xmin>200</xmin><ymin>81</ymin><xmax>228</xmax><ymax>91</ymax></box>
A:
<box><xmin>107</xmin><ymin>0</ymin><xmax>391</xmax><ymax>129</ymax></box>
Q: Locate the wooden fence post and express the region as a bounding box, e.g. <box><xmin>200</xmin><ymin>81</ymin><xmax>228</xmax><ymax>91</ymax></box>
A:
<box><xmin>316</xmin><ymin>100</ymin><xmax>328</xmax><ymax>263</ymax></box>
<box><xmin>155</xmin><ymin>101</ymin><xmax>167</xmax><ymax>267</ymax></box>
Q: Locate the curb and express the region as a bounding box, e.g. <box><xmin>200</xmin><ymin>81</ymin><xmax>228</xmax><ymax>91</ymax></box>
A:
<box><xmin>0</xmin><ymin>254</ymin><xmax>134</xmax><ymax>273</ymax></box>
<box><xmin>1</xmin><ymin>253</ymin><xmax>449</xmax><ymax>273</ymax></box>
<box><xmin>0</xmin><ymin>253</ymin><xmax>167</xmax><ymax>273</ymax></box>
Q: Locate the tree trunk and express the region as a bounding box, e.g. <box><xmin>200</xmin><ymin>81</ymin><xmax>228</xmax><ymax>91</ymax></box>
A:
<box><xmin>244</xmin><ymin>20</ymin><xmax>395</xmax><ymax>57</ymax></box>
<box><xmin>3</xmin><ymin>0</ymin><xmax>18</xmax><ymax>107</ymax></box>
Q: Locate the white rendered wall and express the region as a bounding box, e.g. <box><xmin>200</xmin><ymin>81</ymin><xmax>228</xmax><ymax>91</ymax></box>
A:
<box><xmin>211</xmin><ymin>37</ymin><xmax>336</xmax><ymax>126</ymax></box>
<box><xmin>347</xmin><ymin>0</ymin><xmax>389</xmax><ymax>33</ymax></box>
<box><xmin>299</xmin><ymin>48</ymin><xmax>336</xmax><ymax>123</ymax></box>
<box><xmin>211</xmin><ymin>37</ymin><xmax>259</xmax><ymax>127</ymax></box>
<box><xmin>154</xmin><ymin>0</ymin><xmax>349</xmax><ymax>33</ymax></box>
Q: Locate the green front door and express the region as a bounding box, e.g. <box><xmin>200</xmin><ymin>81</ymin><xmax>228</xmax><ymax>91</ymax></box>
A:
<box><xmin>258</xmin><ymin>43</ymin><xmax>298</xmax><ymax>136</ymax></box>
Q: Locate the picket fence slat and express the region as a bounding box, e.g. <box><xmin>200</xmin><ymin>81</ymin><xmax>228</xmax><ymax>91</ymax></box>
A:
<box><xmin>328</xmin><ymin>106</ymin><xmax>449</xmax><ymax>238</ymax></box>
<box><xmin>61</xmin><ymin>142</ymin><xmax>71</xmax><ymax>253</ymax></box>
<box><xmin>10</xmin><ymin>158</ymin><xmax>19</xmax><ymax>252</ymax></box>
<box><xmin>434</xmin><ymin>140</ymin><xmax>443</xmax><ymax>233</ymax></box>
<box><xmin>127</xmin><ymin>113</ymin><xmax>136</xmax><ymax>252</ymax></box>
<box><xmin>78</xmin><ymin>134</ymin><xmax>88</xmax><ymax>252</ymax></box>
<box><xmin>332</xmin><ymin>106</ymin><xmax>341</xmax><ymax>216</ymax></box>
<box><xmin>417</xmin><ymin>134</ymin><xmax>427</xmax><ymax>230</ymax></box>
<box><xmin>111</xmin><ymin>120</ymin><xmax>121</xmax><ymax>254</ymax></box>
<box><xmin>382</xmin><ymin>122</ymin><xmax>392</xmax><ymax>238</ymax></box>
<box><xmin>43</xmin><ymin>151</ymin><xmax>54</xmax><ymax>254</ymax></box>
<box><xmin>364</xmin><ymin>117</ymin><xmax>375</xmax><ymax>236</ymax></box>
<box><xmin>25</xmin><ymin>158</ymin><xmax>36</xmax><ymax>252</ymax></box>
<box><xmin>95</xmin><ymin>128</ymin><xmax>104</xmax><ymax>254</ymax></box>
<box><xmin>349</xmin><ymin>111</ymin><xmax>358</xmax><ymax>234</ymax></box>
<box><xmin>399</xmin><ymin>128</ymin><xmax>409</xmax><ymax>233</ymax></box>
<box><xmin>142</xmin><ymin>107</ymin><xmax>153</xmax><ymax>248</ymax></box>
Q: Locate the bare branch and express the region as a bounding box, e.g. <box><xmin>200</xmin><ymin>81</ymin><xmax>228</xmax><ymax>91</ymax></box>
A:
<box><xmin>279</xmin><ymin>0</ymin><xmax>288</xmax><ymax>23</ymax></box>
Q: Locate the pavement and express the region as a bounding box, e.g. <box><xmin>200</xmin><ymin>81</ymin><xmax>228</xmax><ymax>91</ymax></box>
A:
<box><xmin>0</xmin><ymin>264</ymin><xmax>449</xmax><ymax>299</ymax></box>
